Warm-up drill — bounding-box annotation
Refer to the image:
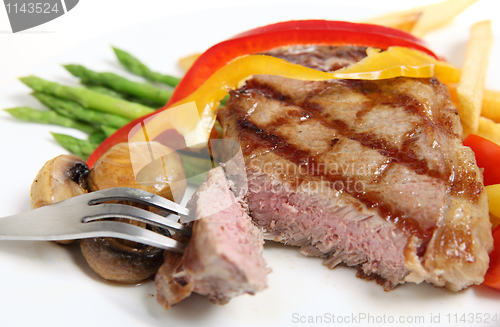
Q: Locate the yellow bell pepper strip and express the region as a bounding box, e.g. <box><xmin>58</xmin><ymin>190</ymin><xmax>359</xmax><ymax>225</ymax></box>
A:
<box><xmin>88</xmin><ymin>47</ymin><xmax>460</xmax><ymax>167</ymax></box>
<box><xmin>486</xmin><ymin>184</ymin><xmax>500</xmax><ymax>219</ymax></box>
<box><xmin>334</xmin><ymin>47</ymin><xmax>461</xmax><ymax>85</ymax></box>
<box><xmin>132</xmin><ymin>48</ymin><xmax>461</xmax><ymax>148</ymax></box>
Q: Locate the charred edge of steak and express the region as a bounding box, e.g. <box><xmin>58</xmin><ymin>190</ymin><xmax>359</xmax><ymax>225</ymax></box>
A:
<box><xmin>356</xmin><ymin>266</ymin><xmax>391</xmax><ymax>289</ymax></box>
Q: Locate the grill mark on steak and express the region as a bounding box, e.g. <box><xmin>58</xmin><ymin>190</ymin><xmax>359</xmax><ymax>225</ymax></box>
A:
<box><xmin>233</xmin><ymin>102</ymin><xmax>432</xmax><ymax>238</ymax></box>
<box><xmin>328</xmin><ymin>80</ymin><xmax>482</xmax><ymax>200</ymax></box>
<box><xmin>242</xmin><ymin>81</ymin><xmax>441</xmax><ymax>179</ymax></box>
<box><xmin>241</xmin><ymin>78</ymin><xmax>483</xmax><ymax>202</ymax></box>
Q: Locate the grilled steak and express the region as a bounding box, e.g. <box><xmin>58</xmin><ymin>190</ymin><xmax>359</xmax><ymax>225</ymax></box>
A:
<box><xmin>155</xmin><ymin>167</ymin><xmax>269</xmax><ymax>308</ymax></box>
<box><xmin>218</xmin><ymin>45</ymin><xmax>493</xmax><ymax>291</ymax></box>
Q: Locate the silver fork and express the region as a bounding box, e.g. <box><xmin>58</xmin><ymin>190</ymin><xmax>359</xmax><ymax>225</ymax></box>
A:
<box><xmin>0</xmin><ymin>187</ymin><xmax>192</xmax><ymax>253</ymax></box>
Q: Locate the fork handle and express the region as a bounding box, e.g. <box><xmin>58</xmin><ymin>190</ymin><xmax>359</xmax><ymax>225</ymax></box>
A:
<box><xmin>0</xmin><ymin>205</ymin><xmax>84</xmax><ymax>241</ymax></box>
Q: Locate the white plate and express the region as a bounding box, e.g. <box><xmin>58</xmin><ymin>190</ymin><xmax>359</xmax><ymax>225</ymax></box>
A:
<box><xmin>0</xmin><ymin>4</ymin><xmax>499</xmax><ymax>327</ymax></box>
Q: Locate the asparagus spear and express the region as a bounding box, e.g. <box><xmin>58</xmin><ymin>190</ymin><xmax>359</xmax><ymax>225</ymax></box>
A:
<box><xmin>32</xmin><ymin>92</ymin><xmax>131</xmax><ymax>129</ymax></box>
<box><xmin>88</xmin><ymin>131</ymin><xmax>107</xmax><ymax>144</ymax></box>
<box><xmin>85</xmin><ymin>85</ymin><xmax>125</xmax><ymax>99</ymax></box>
<box><xmin>88</xmin><ymin>78</ymin><xmax>224</xmax><ymax>108</ymax></box>
<box><xmin>63</xmin><ymin>65</ymin><xmax>172</xmax><ymax>105</ymax></box>
<box><xmin>113</xmin><ymin>47</ymin><xmax>181</xmax><ymax>88</ymax></box>
<box><xmin>101</xmin><ymin>125</ymin><xmax>118</xmax><ymax>137</ymax></box>
<box><xmin>4</xmin><ymin>107</ymin><xmax>98</xmax><ymax>134</ymax></box>
<box><xmin>20</xmin><ymin>76</ymin><xmax>154</xmax><ymax>120</ymax></box>
<box><xmin>86</xmin><ymin>84</ymin><xmax>158</xmax><ymax>109</ymax></box>
<box><xmin>220</xmin><ymin>94</ymin><xmax>229</xmax><ymax>106</ymax></box>
<box><xmin>176</xmin><ymin>154</ymin><xmax>207</xmax><ymax>185</ymax></box>
<box><xmin>51</xmin><ymin>133</ymin><xmax>98</xmax><ymax>160</ymax></box>
<box><xmin>113</xmin><ymin>47</ymin><xmax>229</xmax><ymax>107</ymax></box>
<box><xmin>184</xmin><ymin>171</ymin><xmax>208</xmax><ymax>185</ymax></box>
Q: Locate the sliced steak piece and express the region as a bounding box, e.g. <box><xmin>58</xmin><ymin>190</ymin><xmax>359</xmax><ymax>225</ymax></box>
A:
<box><xmin>218</xmin><ymin>45</ymin><xmax>493</xmax><ymax>291</ymax></box>
<box><xmin>155</xmin><ymin>167</ymin><xmax>269</xmax><ymax>309</ymax></box>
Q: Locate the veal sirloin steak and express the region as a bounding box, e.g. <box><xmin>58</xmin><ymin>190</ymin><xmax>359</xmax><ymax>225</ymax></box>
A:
<box><xmin>218</xmin><ymin>45</ymin><xmax>493</xmax><ymax>291</ymax></box>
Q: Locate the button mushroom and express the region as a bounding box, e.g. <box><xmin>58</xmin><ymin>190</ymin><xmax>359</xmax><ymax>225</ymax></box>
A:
<box><xmin>81</xmin><ymin>142</ymin><xmax>187</xmax><ymax>284</ymax></box>
<box><xmin>81</xmin><ymin>234</ymin><xmax>166</xmax><ymax>284</ymax></box>
<box><xmin>30</xmin><ymin>154</ymin><xmax>90</xmax><ymax>244</ymax></box>
<box><xmin>87</xmin><ymin>142</ymin><xmax>186</xmax><ymax>201</ymax></box>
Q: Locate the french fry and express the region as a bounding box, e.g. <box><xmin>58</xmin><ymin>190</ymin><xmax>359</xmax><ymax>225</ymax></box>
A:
<box><xmin>447</xmin><ymin>84</ymin><xmax>500</xmax><ymax>124</ymax></box>
<box><xmin>411</xmin><ymin>0</ymin><xmax>479</xmax><ymax>37</ymax></box>
<box><xmin>456</xmin><ymin>20</ymin><xmax>493</xmax><ymax>136</ymax></box>
<box><xmin>363</xmin><ymin>11</ymin><xmax>421</xmax><ymax>33</ymax></box>
<box><xmin>477</xmin><ymin>116</ymin><xmax>500</xmax><ymax>146</ymax></box>
<box><xmin>179</xmin><ymin>53</ymin><xmax>201</xmax><ymax>72</ymax></box>
<box><xmin>481</xmin><ymin>89</ymin><xmax>500</xmax><ymax>123</ymax></box>
<box><xmin>363</xmin><ymin>0</ymin><xmax>478</xmax><ymax>37</ymax></box>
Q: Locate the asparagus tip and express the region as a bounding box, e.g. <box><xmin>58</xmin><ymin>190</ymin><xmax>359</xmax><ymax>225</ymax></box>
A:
<box><xmin>19</xmin><ymin>75</ymin><xmax>35</xmax><ymax>85</ymax></box>
<box><xmin>3</xmin><ymin>107</ymin><xmax>28</xmax><ymax>112</ymax></box>
<box><xmin>63</xmin><ymin>64</ymin><xmax>79</xmax><ymax>73</ymax></box>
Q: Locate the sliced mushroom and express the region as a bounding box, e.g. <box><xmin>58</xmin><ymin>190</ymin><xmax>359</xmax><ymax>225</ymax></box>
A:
<box><xmin>82</xmin><ymin>142</ymin><xmax>186</xmax><ymax>283</ymax></box>
<box><xmin>30</xmin><ymin>154</ymin><xmax>90</xmax><ymax>244</ymax></box>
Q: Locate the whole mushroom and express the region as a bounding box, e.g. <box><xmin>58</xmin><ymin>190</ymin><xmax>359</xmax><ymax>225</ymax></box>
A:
<box><xmin>88</xmin><ymin>141</ymin><xmax>186</xmax><ymax>200</ymax></box>
<box><xmin>30</xmin><ymin>154</ymin><xmax>90</xmax><ymax>244</ymax></box>
<box><xmin>81</xmin><ymin>142</ymin><xmax>187</xmax><ymax>284</ymax></box>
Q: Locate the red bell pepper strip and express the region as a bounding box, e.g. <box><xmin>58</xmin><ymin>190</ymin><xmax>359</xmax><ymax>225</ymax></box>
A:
<box><xmin>229</xmin><ymin>20</ymin><xmax>429</xmax><ymax>47</ymax></box>
<box><xmin>463</xmin><ymin>134</ymin><xmax>500</xmax><ymax>186</ymax></box>
<box><xmin>484</xmin><ymin>225</ymin><xmax>500</xmax><ymax>291</ymax></box>
<box><xmin>167</xmin><ymin>22</ymin><xmax>438</xmax><ymax>107</ymax></box>
<box><xmin>87</xmin><ymin>20</ymin><xmax>438</xmax><ymax>167</ymax></box>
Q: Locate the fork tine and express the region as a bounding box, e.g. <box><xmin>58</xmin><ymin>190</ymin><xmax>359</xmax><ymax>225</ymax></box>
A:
<box><xmin>81</xmin><ymin>203</ymin><xmax>192</xmax><ymax>235</ymax></box>
<box><xmin>86</xmin><ymin>188</ymin><xmax>192</xmax><ymax>218</ymax></box>
<box><xmin>83</xmin><ymin>221</ymin><xmax>187</xmax><ymax>253</ymax></box>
